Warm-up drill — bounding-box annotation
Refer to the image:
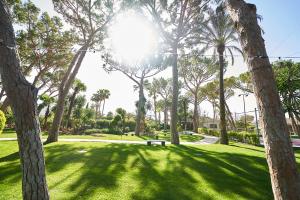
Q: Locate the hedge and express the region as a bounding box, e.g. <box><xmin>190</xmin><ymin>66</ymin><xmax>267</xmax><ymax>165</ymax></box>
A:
<box><xmin>0</xmin><ymin>110</ymin><xmax>6</xmax><ymax>134</ymax></box>
<box><xmin>198</xmin><ymin>127</ymin><xmax>259</xmax><ymax>145</ymax></box>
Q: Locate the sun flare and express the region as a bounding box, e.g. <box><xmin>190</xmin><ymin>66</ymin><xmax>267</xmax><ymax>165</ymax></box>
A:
<box><xmin>109</xmin><ymin>11</ymin><xmax>158</xmax><ymax>64</ymax></box>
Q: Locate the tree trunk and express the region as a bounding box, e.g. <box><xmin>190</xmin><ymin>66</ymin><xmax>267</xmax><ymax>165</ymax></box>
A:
<box><xmin>289</xmin><ymin>112</ymin><xmax>300</xmax><ymax>136</ymax></box>
<box><xmin>225</xmin><ymin>101</ymin><xmax>236</xmax><ymax>130</ymax></box>
<box><xmin>193</xmin><ymin>94</ymin><xmax>199</xmax><ymax>133</ymax></box>
<box><xmin>170</xmin><ymin>46</ymin><xmax>180</xmax><ymax>144</ymax></box>
<box><xmin>0</xmin><ymin>1</ymin><xmax>49</xmax><ymax>199</ymax></box>
<box><xmin>1</xmin><ymin>96</ymin><xmax>9</xmax><ymax>112</ymax></box>
<box><xmin>65</xmin><ymin>89</ymin><xmax>78</xmax><ymax>128</ymax></box>
<box><xmin>43</xmin><ymin>104</ymin><xmax>50</xmax><ymax>130</ymax></box>
<box><xmin>158</xmin><ymin>111</ymin><xmax>161</xmax><ymax>127</ymax></box>
<box><xmin>218</xmin><ymin>46</ymin><xmax>228</xmax><ymax>144</ymax></box>
<box><xmin>135</xmin><ymin>81</ymin><xmax>145</xmax><ymax>136</ymax></box>
<box><xmin>102</xmin><ymin>99</ymin><xmax>105</xmax><ymax>116</ymax></box>
<box><xmin>226</xmin><ymin>1</ymin><xmax>300</xmax><ymax>199</ymax></box>
<box><xmin>46</xmin><ymin>46</ymin><xmax>87</xmax><ymax>144</ymax></box>
<box><xmin>164</xmin><ymin>100</ymin><xmax>168</xmax><ymax>131</ymax></box>
<box><xmin>153</xmin><ymin>94</ymin><xmax>157</xmax><ymax>125</ymax></box>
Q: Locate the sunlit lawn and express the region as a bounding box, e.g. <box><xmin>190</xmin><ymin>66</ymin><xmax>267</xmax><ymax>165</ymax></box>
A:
<box><xmin>1</xmin><ymin>141</ymin><xmax>300</xmax><ymax>200</ymax></box>
<box><xmin>0</xmin><ymin>130</ymin><xmax>203</xmax><ymax>142</ymax></box>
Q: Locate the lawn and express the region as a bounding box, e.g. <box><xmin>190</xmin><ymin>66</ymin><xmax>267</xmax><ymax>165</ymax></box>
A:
<box><xmin>1</xmin><ymin>141</ymin><xmax>299</xmax><ymax>200</ymax></box>
<box><xmin>0</xmin><ymin>129</ymin><xmax>203</xmax><ymax>142</ymax></box>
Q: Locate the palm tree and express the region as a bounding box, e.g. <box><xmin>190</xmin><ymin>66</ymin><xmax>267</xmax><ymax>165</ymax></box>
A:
<box><xmin>100</xmin><ymin>89</ymin><xmax>110</xmax><ymax>116</ymax></box>
<box><xmin>145</xmin><ymin>80</ymin><xmax>160</xmax><ymax>126</ymax></box>
<box><xmin>65</xmin><ymin>79</ymin><xmax>87</xmax><ymax>128</ymax></box>
<box><xmin>91</xmin><ymin>92</ymin><xmax>101</xmax><ymax>119</ymax></box>
<box><xmin>38</xmin><ymin>94</ymin><xmax>55</xmax><ymax>130</ymax></box>
<box><xmin>200</xmin><ymin>7</ymin><xmax>243</xmax><ymax>144</ymax></box>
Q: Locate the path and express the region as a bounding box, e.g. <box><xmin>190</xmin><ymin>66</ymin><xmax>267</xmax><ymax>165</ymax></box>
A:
<box><xmin>0</xmin><ymin>134</ymin><xmax>219</xmax><ymax>145</ymax></box>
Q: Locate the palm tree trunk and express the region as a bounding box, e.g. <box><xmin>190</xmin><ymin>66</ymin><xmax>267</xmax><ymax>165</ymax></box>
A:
<box><xmin>65</xmin><ymin>89</ymin><xmax>78</xmax><ymax>128</ymax></box>
<box><xmin>218</xmin><ymin>46</ymin><xmax>228</xmax><ymax>144</ymax></box>
<box><xmin>43</xmin><ymin>104</ymin><xmax>50</xmax><ymax>130</ymax></box>
<box><xmin>226</xmin><ymin>1</ymin><xmax>300</xmax><ymax>199</ymax></box>
<box><xmin>289</xmin><ymin>112</ymin><xmax>300</xmax><ymax>136</ymax></box>
<box><xmin>102</xmin><ymin>99</ymin><xmax>105</xmax><ymax>116</ymax></box>
<box><xmin>153</xmin><ymin>94</ymin><xmax>157</xmax><ymax>125</ymax></box>
<box><xmin>46</xmin><ymin>46</ymin><xmax>87</xmax><ymax>144</ymax></box>
<box><xmin>0</xmin><ymin>2</ymin><xmax>49</xmax><ymax>198</ymax></box>
<box><xmin>170</xmin><ymin>46</ymin><xmax>180</xmax><ymax>144</ymax></box>
<box><xmin>164</xmin><ymin>100</ymin><xmax>168</xmax><ymax>131</ymax></box>
<box><xmin>158</xmin><ymin>111</ymin><xmax>161</xmax><ymax>127</ymax></box>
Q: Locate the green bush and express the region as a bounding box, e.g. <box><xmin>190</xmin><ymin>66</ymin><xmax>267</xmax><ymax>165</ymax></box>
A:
<box><xmin>0</xmin><ymin>110</ymin><xmax>6</xmax><ymax>134</ymax></box>
<box><xmin>198</xmin><ymin>127</ymin><xmax>258</xmax><ymax>145</ymax></box>
<box><xmin>124</xmin><ymin>120</ymin><xmax>136</xmax><ymax>131</ymax></box>
<box><xmin>95</xmin><ymin>119</ymin><xmax>112</xmax><ymax>129</ymax></box>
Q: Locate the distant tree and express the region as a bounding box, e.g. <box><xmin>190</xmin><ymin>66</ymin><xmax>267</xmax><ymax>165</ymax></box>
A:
<box><xmin>100</xmin><ymin>89</ymin><xmax>111</xmax><ymax>116</ymax></box>
<box><xmin>65</xmin><ymin>79</ymin><xmax>87</xmax><ymax>128</ymax></box>
<box><xmin>233</xmin><ymin>72</ymin><xmax>254</xmax><ymax>93</ymax></box>
<box><xmin>38</xmin><ymin>94</ymin><xmax>55</xmax><ymax>129</ymax></box>
<box><xmin>103</xmin><ymin>54</ymin><xmax>165</xmax><ymax>135</ymax></box>
<box><xmin>145</xmin><ymin>79</ymin><xmax>160</xmax><ymax>126</ymax></box>
<box><xmin>140</xmin><ymin>0</ymin><xmax>209</xmax><ymax>144</ymax></box>
<box><xmin>106</xmin><ymin>111</ymin><xmax>114</xmax><ymax>120</ymax></box>
<box><xmin>153</xmin><ymin>78</ymin><xmax>173</xmax><ymax>131</ymax></box>
<box><xmin>273</xmin><ymin>60</ymin><xmax>300</xmax><ymax>135</ymax></box>
<box><xmin>116</xmin><ymin>107</ymin><xmax>126</xmax><ymax>132</ymax></box>
<box><xmin>179</xmin><ymin>56</ymin><xmax>218</xmax><ymax>132</ymax></box>
<box><xmin>91</xmin><ymin>91</ymin><xmax>101</xmax><ymax>118</ymax></box>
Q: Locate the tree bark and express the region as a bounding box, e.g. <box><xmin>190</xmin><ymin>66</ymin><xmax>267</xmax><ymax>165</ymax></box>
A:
<box><xmin>226</xmin><ymin>1</ymin><xmax>300</xmax><ymax>199</ymax></box>
<box><xmin>102</xmin><ymin>99</ymin><xmax>105</xmax><ymax>116</ymax></box>
<box><xmin>163</xmin><ymin>99</ymin><xmax>168</xmax><ymax>131</ymax></box>
<box><xmin>0</xmin><ymin>1</ymin><xmax>49</xmax><ymax>199</ymax></box>
<box><xmin>289</xmin><ymin>112</ymin><xmax>300</xmax><ymax>136</ymax></box>
<box><xmin>0</xmin><ymin>96</ymin><xmax>9</xmax><ymax>112</ymax></box>
<box><xmin>193</xmin><ymin>94</ymin><xmax>199</xmax><ymax>133</ymax></box>
<box><xmin>135</xmin><ymin>81</ymin><xmax>145</xmax><ymax>136</ymax></box>
<box><xmin>225</xmin><ymin>101</ymin><xmax>236</xmax><ymax>130</ymax></box>
<box><xmin>65</xmin><ymin>88</ymin><xmax>79</xmax><ymax>128</ymax></box>
<box><xmin>43</xmin><ymin>104</ymin><xmax>50</xmax><ymax>130</ymax></box>
<box><xmin>218</xmin><ymin>46</ymin><xmax>228</xmax><ymax>144</ymax></box>
<box><xmin>170</xmin><ymin>46</ymin><xmax>180</xmax><ymax>144</ymax></box>
<box><xmin>153</xmin><ymin>94</ymin><xmax>158</xmax><ymax>126</ymax></box>
<box><xmin>46</xmin><ymin>46</ymin><xmax>87</xmax><ymax>144</ymax></box>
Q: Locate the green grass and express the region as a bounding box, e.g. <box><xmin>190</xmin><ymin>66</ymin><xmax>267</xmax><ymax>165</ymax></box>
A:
<box><xmin>0</xmin><ymin>130</ymin><xmax>203</xmax><ymax>142</ymax></box>
<box><xmin>1</xmin><ymin>141</ymin><xmax>300</xmax><ymax>199</ymax></box>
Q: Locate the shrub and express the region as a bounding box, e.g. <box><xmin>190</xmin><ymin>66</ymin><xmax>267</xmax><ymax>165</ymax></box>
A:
<box><xmin>0</xmin><ymin>110</ymin><xmax>6</xmax><ymax>134</ymax></box>
<box><xmin>198</xmin><ymin>127</ymin><xmax>259</xmax><ymax>145</ymax></box>
<box><xmin>95</xmin><ymin>119</ymin><xmax>112</xmax><ymax>129</ymax></box>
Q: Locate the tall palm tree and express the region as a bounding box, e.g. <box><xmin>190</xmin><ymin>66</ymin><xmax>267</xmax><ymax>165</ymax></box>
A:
<box><xmin>100</xmin><ymin>89</ymin><xmax>110</xmax><ymax>116</ymax></box>
<box><xmin>65</xmin><ymin>79</ymin><xmax>87</xmax><ymax>128</ymax></box>
<box><xmin>200</xmin><ymin>7</ymin><xmax>243</xmax><ymax>144</ymax></box>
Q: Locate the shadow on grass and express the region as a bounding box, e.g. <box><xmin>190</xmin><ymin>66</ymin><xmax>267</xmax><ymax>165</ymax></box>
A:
<box><xmin>41</xmin><ymin>143</ymin><xmax>274</xmax><ymax>200</ymax></box>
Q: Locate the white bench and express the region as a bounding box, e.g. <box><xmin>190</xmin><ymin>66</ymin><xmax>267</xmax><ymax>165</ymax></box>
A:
<box><xmin>146</xmin><ymin>140</ymin><xmax>166</xmax><ymax>146</ymax></box>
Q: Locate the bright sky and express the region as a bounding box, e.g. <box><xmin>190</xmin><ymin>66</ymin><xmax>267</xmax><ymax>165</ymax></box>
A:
<box><xmin>30</xmin><ymin>0</ymin><xmax>300</xmax><ymax>118</ymax></box>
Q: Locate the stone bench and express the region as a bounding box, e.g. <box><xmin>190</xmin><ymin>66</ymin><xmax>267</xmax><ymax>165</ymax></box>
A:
<box><xmin>146</xmin><ymin>140</ymin><xmax>166</xmax><ymax>146</ymax></box>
